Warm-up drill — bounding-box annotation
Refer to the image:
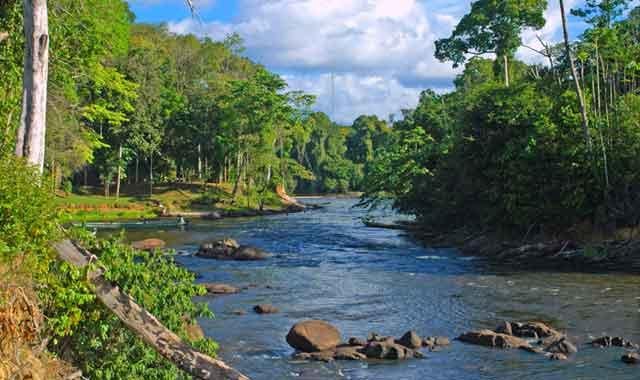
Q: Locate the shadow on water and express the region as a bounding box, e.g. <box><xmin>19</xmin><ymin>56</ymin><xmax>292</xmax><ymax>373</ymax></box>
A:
<box><xmin>111</xmin><ymin>197</ymin><xmax>640</xmax><ymax>380</ymax></box>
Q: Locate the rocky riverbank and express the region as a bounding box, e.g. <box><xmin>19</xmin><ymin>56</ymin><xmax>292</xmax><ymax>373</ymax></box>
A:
<box><xmin>364</xmin><ymin>219</ymin><xmax>640</xmax><ymax>272</ymax></box>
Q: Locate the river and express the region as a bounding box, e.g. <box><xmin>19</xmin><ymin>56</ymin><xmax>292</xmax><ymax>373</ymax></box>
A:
<box><xmin>115</xmin><ymin>197</ymin><xmax>639</xmax><ymax>380</ymax></box>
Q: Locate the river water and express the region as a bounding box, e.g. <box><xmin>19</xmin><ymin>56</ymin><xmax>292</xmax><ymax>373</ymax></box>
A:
<box><xmin>117</xmin><ymin>197</ymin><xmax>639</xmax><ymax>380</ymax></box>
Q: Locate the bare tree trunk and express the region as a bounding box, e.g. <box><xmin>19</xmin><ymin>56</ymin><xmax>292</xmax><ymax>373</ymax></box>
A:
<box><xmin>149</xmin><ymin>154</ymin><xmax>154</xmax><ymax>196</ymax></box>
<box><xmin>116</xmin><ymin>144</ymin><xmax>122</xmax><ymax>199</ymax></box>
<box><xmin>559</xmin><ymin>0</ymin><xmax>591</xmax><ymax>150</ymax></box>
<box><xmin>15</xmin><ymin>0</ymin><xmax>49</xmax><ymax>173</ymax></box>
<box><xmin>197</xmin><ymin>143</ymin><xmax>202</xmax><ymax>181</ymax></box>
<box><xmin>503</xmin><ymin>55</ymin><xmax>510</xmax><ymax>87</ymax></box>
<box><xmin>135</xmin><ymin>154</ymin><xmax>139</xmax><ymax>184</ymax></box>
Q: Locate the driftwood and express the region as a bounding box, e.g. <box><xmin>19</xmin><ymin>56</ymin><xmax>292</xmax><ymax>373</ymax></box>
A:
<box><xmin>53</xmin><ymin>240</ymin><xmax>250</xmax><ymax>380</ymax></box>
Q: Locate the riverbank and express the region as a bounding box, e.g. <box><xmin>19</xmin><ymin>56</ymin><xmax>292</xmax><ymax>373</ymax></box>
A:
<box><xmin>363</xmin><ymin>219</ymin><xmax>640</xmax><ymax>273</ymax></box>
<box><xmin>57</xmin><ymin>182</ymin><xmax>302</xmax><ymax>223</ymax></box>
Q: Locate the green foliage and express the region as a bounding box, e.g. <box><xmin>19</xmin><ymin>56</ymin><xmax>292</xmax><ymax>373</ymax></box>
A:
<box><xmin>435</xmin><ymin>0</ymin><xmax>547</xmax><ymax>66</ymax></box>
<box><xmin>46</xmin><ymin>231</ymin><xmax>217</xmax><ymax>380</ymax></box>
<box><xmin>0</xmin><ymin>155</ymin><xmax>217</xmax><ymax>379</ymax></box>
<box><xmin>0</xmin><ymin>156</ymin><xmax>60</xmax><ymax>273</ymax></box>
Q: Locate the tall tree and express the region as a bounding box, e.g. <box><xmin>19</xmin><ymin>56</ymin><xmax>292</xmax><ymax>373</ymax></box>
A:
<box><xmin>435</xmin><ymin>0</ymin><xmax>547</xmax><ymax>87</ymax></box>
<box><xmin>15</xmin><ymin>0</ymin><xmax>49</xmax><ymax>172</ymax></box>
<box><xmin>559</xmin><ymin>0</ymin><xmax>591</xmax><ymax>149</ymax></box>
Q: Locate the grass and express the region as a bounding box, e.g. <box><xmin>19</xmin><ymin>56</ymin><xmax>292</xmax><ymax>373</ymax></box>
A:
<box><xmin>57</xmin><ymin>182</ymin><xmax>288</xmax><ymax>222</ymax></box>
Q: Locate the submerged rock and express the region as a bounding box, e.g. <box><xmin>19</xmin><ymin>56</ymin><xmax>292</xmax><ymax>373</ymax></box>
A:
<box><xmin>202</xmin><ymin>283</ymin><xmax>239</xmax><ymax>295</ymax></box>
<box><xmin>286</xmin><ymin>320</ymin><xmax>342</xmax><ymax>353</ymax></box>
<box><xmin>621</xmin><ymin>352</ymin><xmax>639</xmax><ymax>364</ymax></box>
<box><xmin>253</xmin><ymin>304</ymin><xmax>279</xmax><ymax>314</ymax></box>
<box><xmin>196</xmin><ymin>239</ymin><xmax>268</xmax><ymax>260</ymax></box>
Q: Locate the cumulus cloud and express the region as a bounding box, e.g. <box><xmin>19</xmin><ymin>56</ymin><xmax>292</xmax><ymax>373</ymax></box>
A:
<box><xmin>166</xmin><ymin>0</ymin><xmax>586</xmax><ymax>123</ymax></box>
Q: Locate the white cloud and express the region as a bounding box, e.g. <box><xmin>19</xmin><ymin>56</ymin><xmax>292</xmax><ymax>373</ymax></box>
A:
<box><xmin>166</xmin><ymin>0</ymin><xmax>591</xmax><ymax>123</ymax></box>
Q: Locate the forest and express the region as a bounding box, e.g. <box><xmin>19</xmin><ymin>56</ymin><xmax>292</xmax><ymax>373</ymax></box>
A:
<box><xmin>1</xmin><ymin>0</ymin><xmax>386</xmax><ymax>202</ymax></box>
<box><xmin>361</xmin><ymin>0</ymin><xmax>640</xmax><ymax>236</ymax></box>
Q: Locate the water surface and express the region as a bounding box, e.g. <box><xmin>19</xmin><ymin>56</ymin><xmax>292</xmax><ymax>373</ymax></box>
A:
<box><xmin>119</xmin><ymin>198</ymin><xmax>640</xmax><ymax>380</ymax></box>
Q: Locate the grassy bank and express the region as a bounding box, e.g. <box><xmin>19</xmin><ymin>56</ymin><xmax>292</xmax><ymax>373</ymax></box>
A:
<box><xmin>57</xmin><ymin>182</ymin><xmax>288</xmax><ymax>222</ymax></box>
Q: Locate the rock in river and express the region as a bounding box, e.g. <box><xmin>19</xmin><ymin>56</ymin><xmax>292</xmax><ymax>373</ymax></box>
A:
<box><xmin>591</xmin><ymin>336</ymin><xmax>638</xmax><ymax>349</ymax></box>
<box><xmin>286</xmin><ymin>320</ymin><xmax>341</xmax><ymax>353</ymax></box>
<box><xmin>202</xmin><ymin>283</ymin><xmax>239</xmax><ymax>295</ymax></box>
<box><xmin>621</xmin><ymin>352</ymin><xmax>639</xmax><ymax>364</ymax></box>
<box><xmin>253</xmin><ymin>304</ymin><xmax>279</xmax><ymax>314</ymax></box>
<box><xmin>131</xmin><ymin>238</ymin><xmax>166</xmax><ymax>251</ymax></box>
<box><xmin>396</xmin><ymin>330</ymin><xmax>422</xmax><ymax>349</ymax></box>
<box><xmin>458</xmin><ymin>329</ymin><xmax>530</xmax><ymax>349</ymax></box>
<box><xmin>196</xmin><ymin>239</ymin><xmax>269</xmax><ymax>260</ymax></box>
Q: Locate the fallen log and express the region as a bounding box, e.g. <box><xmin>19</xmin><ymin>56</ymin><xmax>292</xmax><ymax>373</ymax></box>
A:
<box><xmin>53</xmin><ymin>239</ymin><xmax>249</xmax><ymax>380</ymax></box>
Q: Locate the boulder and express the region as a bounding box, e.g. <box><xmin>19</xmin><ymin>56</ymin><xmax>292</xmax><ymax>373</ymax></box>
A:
<box><xmin>544</xmin><ymin>336</ymin><xmax>577</xmax><ymax>355</ymax></box>
<box><xmin>512</xmin><ymin>322</ymin><xmax>561</xmax><ymax>339</ymax></box>
<box><xmin>253</xmin><ymin>304</ymin><xmax>279</xmax><ymax>314</ymax></box>
<box><xmin>458</xmin><ymin>329</ymin><xmax>530</xmax><ymax>349</ymax></box>
<box><xmin>196</xmin><ymin>239</ymin><xmax>268</xmax><ymax>260</ymax></box>
<box><xmin>363</xmin><ymin>341</ymin><xmax>419</xmax><ymax>360</ymax></box>
<box><xmin>396</xmin><ymin>331</ymin><xmax>422</xmax><ymax>349</ymax></box>
<box><xmin>423</xmin><ymin>336</ymin><xmax>450</xmax><ymax>349</ymax></box>
<box><xmin>131</xmin><ymin>238</ymin><xmax>166</xmax><ymax>251</ymax></box>
<box><xmin>202</xmin><ymin>283</ymin><xmax>239</xmax><ymax>295</ymax></box>
<box><xmin>286</xmin><ymin>320</ymin><xmax>341</xmax><ymax>353</ymax></box>
<box><xmin>621</xmin><ymin>352</ymin><xmax>639</xmax><ymax>364</ymax></box>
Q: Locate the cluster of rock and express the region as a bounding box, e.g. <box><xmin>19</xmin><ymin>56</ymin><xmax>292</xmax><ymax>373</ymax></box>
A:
<box><xmin>196</xmin><ymin>239</ymin><xmax>269</xmax><ymax>261</ymax></box>
<box><xmin>590</xmin><ymin>335</ymin><xmax>639</xmax><ymax>365</ymax></box>
<box><xmin>286</xmin><ymin>320</ymin><xmax>449</xmax><ymax>362</ymax></box>
<box><xmin>457</xmin><ymin>321</ymin><xmax>576</xmax><ymax>361</ymax></box>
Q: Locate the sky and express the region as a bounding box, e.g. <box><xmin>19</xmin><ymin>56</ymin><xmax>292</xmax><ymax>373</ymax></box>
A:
<box><xmin>127</xmin><ymin>0</ymin><xmax>616</xmax><ymax>124</ymax></box>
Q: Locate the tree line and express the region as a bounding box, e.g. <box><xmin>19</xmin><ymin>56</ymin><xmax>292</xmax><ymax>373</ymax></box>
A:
<box><xmin>361</xmin><ymin>0</ymin><xmax>640</xmax><ymax>235</ymax></box>
<box><xmin>0</xmin><ymin>0</ymin><xmax>384</xmax><ymax>200</ymax></box>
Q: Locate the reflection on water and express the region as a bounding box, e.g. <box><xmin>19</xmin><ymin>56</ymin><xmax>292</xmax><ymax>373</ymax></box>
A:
<box><xmin>113</xmin><ymin>198</ymin><xmax>640</xmax><ymax>380</ymax></box>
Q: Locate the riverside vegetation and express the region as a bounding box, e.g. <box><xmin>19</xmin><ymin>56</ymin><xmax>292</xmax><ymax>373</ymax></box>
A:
<box><xmin>2</xmin><ymin>0</ymin><xmax>640</xmax><ymax>379</ymax></box>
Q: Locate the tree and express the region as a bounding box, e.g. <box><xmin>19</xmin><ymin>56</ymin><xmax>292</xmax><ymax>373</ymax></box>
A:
<box><xmin>15</xmin><ymin>0</ymin><xmax>49</xmax><ymax>172</ymax></box>
<box><xmin>559</xmin><ymin>0</ymin><xmax>591</xmax><ymax>150</ymax></box>
<box><xmin>435</xmin><ymin>0</ymin><xmax>547</xmax><ymax>87</ymax></box>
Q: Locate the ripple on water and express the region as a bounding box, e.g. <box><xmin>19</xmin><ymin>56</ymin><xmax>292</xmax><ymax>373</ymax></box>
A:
<box><xmin>114</xmin><ymin>198</ymin><xmax>640</xmax><ymax>380</ymax></box>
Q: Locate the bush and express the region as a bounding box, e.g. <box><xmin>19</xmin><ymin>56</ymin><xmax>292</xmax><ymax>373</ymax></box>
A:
<box><xmin>0</xmin><ymin>155</ymin><xmax>218</xmax><ymax>379</ymax></box>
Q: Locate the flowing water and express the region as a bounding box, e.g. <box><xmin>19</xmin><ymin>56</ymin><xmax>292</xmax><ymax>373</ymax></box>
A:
<box><xmin>115</xmin><ymin>197</ymin><xmax>639</xmax><ymax>380</ymax></box>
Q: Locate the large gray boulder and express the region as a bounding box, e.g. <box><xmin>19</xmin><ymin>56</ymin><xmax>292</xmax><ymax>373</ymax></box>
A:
<box><xmin>286</xmin><ymin>320</ymin><xmax>341</xmax><ymax>353</ymax></box>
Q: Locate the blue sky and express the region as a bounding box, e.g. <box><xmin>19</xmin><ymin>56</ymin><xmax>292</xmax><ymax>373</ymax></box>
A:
<box><xmin>127</xmin><ymin>0</ymin><xmax>634</xmax><ymax>124</ymax></box>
